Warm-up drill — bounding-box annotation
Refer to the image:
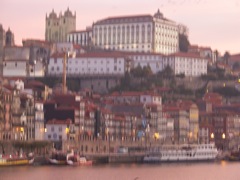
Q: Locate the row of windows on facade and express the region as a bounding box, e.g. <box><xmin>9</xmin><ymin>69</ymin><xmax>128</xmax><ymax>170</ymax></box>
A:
<box><xmin>94</xmin><ymin>30</ymin><xmax>177</xmax><ymax>40</ymax></box>
<box><xmin>95</xmin><ymin>46</ymin><xmax>177</xmax><ymax>53</ymax></box>
<box><xmin>50</xmin><ymin>67</ymin><xmax>122</xmax><ymax>72</ymax></box>
<box><xmin>94</xmin><ymin>24</ymin><xmax>151</xmax><ymax>33</ymax></box>
<box><xmin>53</xmin><ymin>59</ymin><xmax>122</xmax><ymax>64</ymax></box>
<box><xmin>48</xmin><ymin>134</ymin><xmax>62</xmax><ymax>140</ymax></box>
<box><xmin>69</xmin><ymin>34</ymin><xmax>88</xmax><ymax>42</ymax></box>
<box><xmin>47</xmin><ymin>18</ymin><xmax>74</xmax><ymax>26</ymax></box>
<box><xmin>94</xmin><ymin>23</ymin><xmax>177</xmax><ymax>32</ymax></box>
<box><xmin>95</xmin><ymin>36</ymin><xmax>151</xmax><ymax>44</ymax></box>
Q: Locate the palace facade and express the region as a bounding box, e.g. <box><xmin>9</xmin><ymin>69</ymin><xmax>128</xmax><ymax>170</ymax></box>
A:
<box><xmin>68</xmin><ymin>9</ymin><xmax>179</xmax><ymax>55</ymax></box>
<box><xmin>93</xmin><ymin>9</ymin><xmax>178</xmax><ymax>54</ymax></box>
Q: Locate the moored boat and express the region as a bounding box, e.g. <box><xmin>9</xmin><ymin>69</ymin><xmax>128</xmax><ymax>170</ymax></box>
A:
<box><xmin>227</xmin><ymin>150</ymin><xmax>240</xmax><ymax>161</ymax></box>
<box><xmin>143</xmin><ymin>143</ymin><xmax>218</xmax><ymax>163</ymax></box>
<box><xmin>48</xmin><ymin>151</ymin><xmax>67</xmax><ymax>165</ymax></box>
<box><xmin>0</xmin><ymin>153</ymin><xmax>34</xmax><ymax>166</ymax></box>
<box><xmin>66</xmin><ymin>151</ymin><xmax>92</xmax><ymax>166</ymax></box>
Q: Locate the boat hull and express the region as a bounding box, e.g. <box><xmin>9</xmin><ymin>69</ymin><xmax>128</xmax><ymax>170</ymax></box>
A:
<box><xmin>0</xmin><ymin>158</ymin><xmax>34</xmax><ymax>166</ymax></box>
<box><xmin>143</xmin><ymin>144</ymin><xmax>218</xmax><ymax>163</ymax></box>
<box><xmin>48</xmin><ymin>158</ymin><xmax>67</xmax><ymax>165</ymax></box>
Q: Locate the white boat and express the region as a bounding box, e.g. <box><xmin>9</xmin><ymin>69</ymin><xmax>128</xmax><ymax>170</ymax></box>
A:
<box><xmin>66</xmin><ymin>150</ymin><xmax>92</xmax><ymax>166</ymax></box>
<box><xmin>143</xmin><ymin>143</ymin><xmax>218</xmax><ymax>163</ymax></box>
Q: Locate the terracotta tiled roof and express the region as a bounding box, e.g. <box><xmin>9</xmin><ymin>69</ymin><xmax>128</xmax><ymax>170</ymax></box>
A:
<box><xmin>95</xmin><ymin>14</ymin><xmax>153</xmax><ymax>25</ymax></box>
<box><xmin>168</xmin><ymin>52</ymin><xmax>206</xmax><ymax>59</ymax></box>
<box><xmin>69</xmin><ymin>29</ymin><xmax>91</xmax><ymax>34</ymax></box>
<box><xmin>75</xmin><ymin>52</ymin><xmax>125</xmax><ymax>58</ymax></box>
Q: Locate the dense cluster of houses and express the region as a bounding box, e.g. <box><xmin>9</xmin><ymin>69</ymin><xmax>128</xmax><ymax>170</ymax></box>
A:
<box><xmin>1</xmin><ymin>78</ymin><xmax>240</xmax><ymax>151</ymax></box>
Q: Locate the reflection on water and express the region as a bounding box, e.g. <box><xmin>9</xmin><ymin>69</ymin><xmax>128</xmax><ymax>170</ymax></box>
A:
<box><xmin>1</xmin><ymin>161</ymin><xmax>240</xmax><ymax>180</ymax></box>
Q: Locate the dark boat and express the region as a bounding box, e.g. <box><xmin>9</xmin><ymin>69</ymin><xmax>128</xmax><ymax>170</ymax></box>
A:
<box><xmin>228</xmin><ymin>151</ymin><xmax>240</xmax><ymax>161</ymax></box>
<box><xmin>48</xmin><ymin>151</ymin><xmax>67</xmax><ymax>165</ymax></box>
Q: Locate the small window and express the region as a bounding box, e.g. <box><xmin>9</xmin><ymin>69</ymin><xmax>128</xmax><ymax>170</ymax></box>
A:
<box><xmin>48</xmin><ymin>135</ymin><xmax>51</xmax><ymax>139</ymax></box>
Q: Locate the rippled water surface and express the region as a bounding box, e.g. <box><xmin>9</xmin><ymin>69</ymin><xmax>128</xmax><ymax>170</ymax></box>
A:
<box><xmin>1</xmin><ymin>161</ymin><xmax>240</xmax><ymax>180</ymax></box>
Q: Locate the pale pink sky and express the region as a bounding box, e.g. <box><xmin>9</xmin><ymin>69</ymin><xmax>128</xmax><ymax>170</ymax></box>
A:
<box><xmin>1</xmin><ymin>0</ymin><xmax>239</xmax><ymax>55</ymax></box>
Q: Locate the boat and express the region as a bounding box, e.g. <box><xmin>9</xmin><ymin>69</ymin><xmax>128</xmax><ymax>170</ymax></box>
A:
<box><xmin>66</xmin><ymin>149</ymin><xmax>92</xmax><ymax>166</ymax></box>
<box><xmin>143</xmin><ymin>143</ymin><xmax>218</xmax><ymax>163</ymax></box>
<box><xmin>48</xmin><ymin>151</ymin><xmax>67</xmax><ymax>165</ymax></box>
<box><xmin>0</xmin><ymin>152</ymin><xmax>34</xmax><ymax>166</ymax></box>
<box><xmin>227</xmin><ymin>150</ymin><xmax>240</xmax><ymax>161</ymax></box>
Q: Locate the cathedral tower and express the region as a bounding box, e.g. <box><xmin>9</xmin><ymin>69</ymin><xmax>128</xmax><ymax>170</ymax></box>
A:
<box><xmin>45</xmin><ymin>8</ymin><xmax>76</xmax><ymax>42</ymax></box>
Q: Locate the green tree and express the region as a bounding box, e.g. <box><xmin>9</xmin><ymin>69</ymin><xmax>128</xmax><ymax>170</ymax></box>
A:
<box><xmin>179</xmin><ymin>34</ymin><xmax>190</xmax><ymax>52</ymax></box>
<box><xmin>142</xmin><ymin>65</ymin><xmax>153</xmax><ymax>78</ymax></box>
<box><xmin>158</xmin><ymin>65</ymin><xmax>174</xmax><ymax>79</ymax></box>
<box><xmin>131</xmin><ymin>65</ymin><xmax>143</xmax><ymax>78</ymax></box>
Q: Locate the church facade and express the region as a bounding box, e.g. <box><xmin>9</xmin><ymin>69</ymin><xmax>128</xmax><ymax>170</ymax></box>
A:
<box><xmin>45</xmin><ymin>8</ymin><xmax>76</xmax><ymax>43</ymax></box>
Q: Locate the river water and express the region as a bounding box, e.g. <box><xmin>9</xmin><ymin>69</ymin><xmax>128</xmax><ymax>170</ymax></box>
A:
<box><xmin>1</xmin><ymin>161</ymin><xmax>240</xmax><ymax>180</ymax></box>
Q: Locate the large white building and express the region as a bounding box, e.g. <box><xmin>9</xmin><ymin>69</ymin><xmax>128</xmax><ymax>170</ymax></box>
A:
<box><xmin>92</xmin><ymin>9</ymin><xmax>179</xmax><ymax>55</ymax></box>
<box><xmin>125</xmin><ymin>51</ymin><xmax>208</xmax><ymax>76</ymax></box>
<box><xmin>165</xmin><ymin>52</ymin><xmax>208</xmax><ymax>76</ymax></box>
<box><xmin>47</xmin><ymin>52</ymin><xmax>129</xmax><ymax>77</ymax></box>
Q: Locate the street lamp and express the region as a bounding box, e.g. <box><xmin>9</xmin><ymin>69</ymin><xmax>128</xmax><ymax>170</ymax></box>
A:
<box><xmin>222</xmin><ymin>133</ymin><xmax>226</xmax><ymax>139</ymax></box>
<box><xmin>222</xmin><ymin>133</ymin><xmax>226</xmax><ymax>150</ymax></box>
<box><xmin>211</xmin><ymin>133</ymin><xmax>214</xmax><ymax>139</ymax></box>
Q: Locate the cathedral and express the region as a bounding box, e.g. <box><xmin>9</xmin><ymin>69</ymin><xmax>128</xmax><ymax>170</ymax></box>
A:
<box><xmin>45</xmin><ymin>8</ymin><xmax>76</xmax><ymax>43</ymax></box>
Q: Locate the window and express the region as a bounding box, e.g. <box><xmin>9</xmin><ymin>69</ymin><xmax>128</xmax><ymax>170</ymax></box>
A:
<box><xmin>48</xmin><ymin>135</ymin><xmax>51</xmax><ymax>139</ymax></box>
<box><xmin>59</xmin><ymin>127</ymin><xmax>62</xmax><ymax>132</ymax></box>
<box><xmin>59</xmin><ymin>135</ymin><xmax>62</xmax><ymax>140</ymax></box>
<box><xmin>51</xmin><ymin>126</ymin><xmax>54</xmax><ymax>132</ymax></box>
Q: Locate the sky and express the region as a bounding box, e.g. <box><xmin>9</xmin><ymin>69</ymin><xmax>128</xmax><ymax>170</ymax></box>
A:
<box><xmin>0</xmin><ymin>0</ymin><xmax>240</xmax><ymax>55</ymax></box>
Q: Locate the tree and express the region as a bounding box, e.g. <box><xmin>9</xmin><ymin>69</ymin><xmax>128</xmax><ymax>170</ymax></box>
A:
<box><xmin>179</xmin><ymin>34</ymin><xmax>190</xmax><ymax>52</ymax></box>
<box><xmin>131</xmin><ymin>65</ymin><xmax>143</xmax><ymax>78</ymax></box>
<box><xmin>142</xmin><ymin>65</ymin><xmax>153</xmax><ymax>78</ymax></box>
<box><xmin>158</xmin><ymin>65</ymin><xmax>174</xmax><ymax>79</ymax></box>
<box><xmin>223</xmin><ymin>51</ymin><xmax>230</xmax><ymax>65</ymax></box>
<box><xmin>214</xmin><ymin>50</ymin><xmax>219</xmax><ymax>62</ymax></box>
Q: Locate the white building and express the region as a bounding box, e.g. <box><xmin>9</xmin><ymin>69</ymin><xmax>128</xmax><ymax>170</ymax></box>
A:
<box><xmin>125</xmin><ymin>51</ymin><xmax>208</xmax><ymax>76</ymax></box>
<box><xmin>140</xmin><ymin>93</ymin><xmax>162</xmax><ymax>105</ymax></box>
<box><xmin>92</xmin><ymin>9</ymin><xmax>179</xmax><ymax>55</ymax></box>
<box><xmin>45</xmin><ymin>119</ymin><xmax>72</xmax><ymax>141</ymax></box>
<box><xmin>126</xmin><ymin>52</ymin><xmax>164</xmax><ymax>74</ymax></box>
<box><xmin>3</xmin><ymin>46</ymin><xmax>30</xmax><ymax>77</ymax></box>
<box><xmin>165</xmin><ymin>52</ymin><xmax>208</xmax><ymax>77</ymax></box>
<box><xmin>67</xmin><ymin>27</ymin><xmax>93</xmax><ymax>47</ymax></box>
<box><xmin>47</xmin><ymin>52</ymin><xmax>128</xmax><ymax>77</ymax></box>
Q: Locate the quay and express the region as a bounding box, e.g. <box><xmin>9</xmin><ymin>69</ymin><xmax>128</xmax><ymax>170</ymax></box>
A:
<box><xmin>86</xmin><ymin>152</ymin><xmax>145</xmax><ymax>163</ymax></box>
